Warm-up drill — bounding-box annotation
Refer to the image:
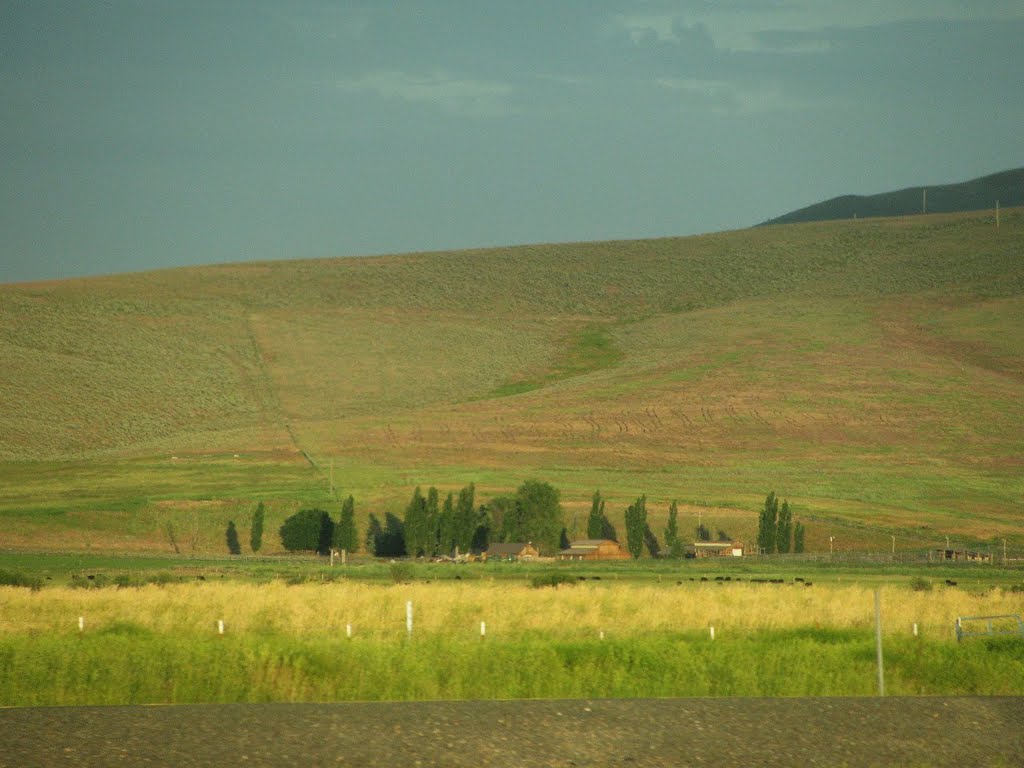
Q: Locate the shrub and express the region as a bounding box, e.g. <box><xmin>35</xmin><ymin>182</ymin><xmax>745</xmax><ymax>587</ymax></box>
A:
<box><xmin>390</xmin><ymin>563</ymin><xmax>414</xmax><ymax>584</ymax></box>
<box><xmin>530</xmin><ymin>572</ymin><xmax>575</xmax><ymax>589</ymax></box>
<box><xmin>0</xmin><ymin>570</ymin><xmax>42</xmax><ymax>591</ymax></box>
<box><xmin>909</xmin><ymin>576</ymin><xmax>932</xmax><ymax>592</ymax></box>
<box><xmin>280</xmin><ymin>508</ymin><xmax>334</xmax><ymax>554</ymax></box>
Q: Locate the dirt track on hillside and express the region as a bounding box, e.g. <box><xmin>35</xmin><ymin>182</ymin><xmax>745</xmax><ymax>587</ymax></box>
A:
<box><xmin>1</xmin><ymin>697</ymin><xmax>1021</xmax><ymax>767</ymax></box>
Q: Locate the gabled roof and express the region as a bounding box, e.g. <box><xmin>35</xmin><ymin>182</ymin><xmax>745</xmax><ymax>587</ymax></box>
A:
<box><xmin>487</xmin><ymin>542</ymin><xmax>536</xmax><ymax>556</ymax></box>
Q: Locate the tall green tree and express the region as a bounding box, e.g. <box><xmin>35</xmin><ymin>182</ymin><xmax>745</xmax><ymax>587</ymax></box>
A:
<box><xmin>225</xmin><ymin>520</ymin><xmax>241</xmax><ymax>555</ymax></box>
<box><xmin>600</xmin><ymin>515</ymin><xmax>618</xmax><ymax>542</ymax></box>
<box><xmin>438</xmin><ymin>492</ymin><xmax>456</xmax><ymax>555</ymax></box>
<box><xmin>453</xmin><ymin>483</ymin><xmax>477</xmax><ymax>554</ymax></box>
<box><xmin>403</xmin><ymin>487</ymin><xmax>430</xmax><ymax>557</ymax></box>
<box><xmin>586</xmin><ymin>490</ymin><xmax>606</xmax><ymax>539</ymax></box>
<box><xmin>794</xmin><ymin>521</ymin><xmax>806</xmax><ymax>554</ymax></box>
<box><xmin>665</xmin><ymin>500</ymin><xmax>683</xmax><ymax>559</ymax></box>
<box><xmin>510</xmin><ymin>480</ymin><xmax>563</xmax><ymax>553</ymax></box>
<box><xmin>624</xmin><ymin>495</ymin><xmax>647</xmax><ymax>559</ymax></box>
<box><xmin>249</xmin><ymin>501</ymin><xmax>265</xmax><ymax>553</ymax></box>
<box><xmin>425</xmin><ymin>487</ymin><xmax>440</xmax><ymax>556</ymax></box>
<box><xmin>280</xmin><ymin>508</ymin><xmax>334</xmax><ymax>555</ymax></box>
<box><xmin>377</xmin><ymin>513</ymin><xmax>406</xmax><ymax>557</ymax></box>
<box><xmin>333</xmin><ymin>495</ymin><xmax>358</xmax><ymax>554</ymax></box>
<box><xmin>776</xmin><ymin>500</ymin><xmax>793</xmax><ymax>554</ymax></box>
<box><xmin>757</xmin><ymin>491</ymin><xmax>779</xmax><ymax>554</ymax></box>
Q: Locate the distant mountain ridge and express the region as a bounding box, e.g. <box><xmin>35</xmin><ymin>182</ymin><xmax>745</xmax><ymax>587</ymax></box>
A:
<box><xmin>759</xmin><ymin>167</ymin><xmax>1024</xmax><ymax>226</ymax></box>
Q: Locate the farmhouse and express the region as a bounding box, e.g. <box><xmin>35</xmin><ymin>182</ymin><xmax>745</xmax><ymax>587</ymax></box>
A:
<box><xmin>486</xmin><ymin>542</ymin><xmax>539</xmax><ymax>562</ymax></box>
<box><xmin>691</xmin><ymin>541</ymin><xmax>744</xmax><ymax>558</ymax></box>
<box><xmin>558</xmin><ymin>539</ymin><xmax>630</xmax><ymax>561</ymax></box>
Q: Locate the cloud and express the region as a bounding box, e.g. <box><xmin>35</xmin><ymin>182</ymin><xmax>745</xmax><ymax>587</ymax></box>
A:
<box><xmin>335</xmin><ymin>70</ymin><xmax>516</xmax><ymax>117</ymax></box>
<box><xmin>611</xmin><ymin>2</ymin><xmax>1024</xmax><ymax>52</ymax></box>
<box><xmin>653</xmin><ymin>76</ymin><xmax>819</xmax><ymax>114</ymax></box>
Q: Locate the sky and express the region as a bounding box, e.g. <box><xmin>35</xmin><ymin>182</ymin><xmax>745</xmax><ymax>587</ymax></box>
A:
<box><xmin>2</xmin><ymin>1</ymin><xmax>1023</xmax><ymax>284</ymax></box>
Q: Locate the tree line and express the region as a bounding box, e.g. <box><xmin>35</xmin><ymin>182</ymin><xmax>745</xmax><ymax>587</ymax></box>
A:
<box><xmin>224</xmin><ymin>485</ymin><xmax>807</xmax><ymax>559</ymax></box>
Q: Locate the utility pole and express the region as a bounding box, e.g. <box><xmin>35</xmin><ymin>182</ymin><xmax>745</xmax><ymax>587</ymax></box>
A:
<box><xmin>891</xmin><ymin>535</ymin><xmax>895</xmax><ymax>556</ymax></box>
<box><xmin>922</xmin><ymin>188</ymin><xmax>927</xmax><ymax>214</ymax></box>
<box><xmin>996</xmin><ymin>200</ymin><xmax>1000</xmax><ymax>228</ymax></box>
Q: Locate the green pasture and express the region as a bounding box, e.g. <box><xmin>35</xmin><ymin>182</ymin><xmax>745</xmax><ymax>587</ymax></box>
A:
<box><xmin>1</xmin><ymin>630</ymin><xmax>1021</xmax><ymax>706</ymax></box>
<box><xmin>1</xmin><ymin>209</ymin><xmax>1023</xmax><ymax>554</ymax></box>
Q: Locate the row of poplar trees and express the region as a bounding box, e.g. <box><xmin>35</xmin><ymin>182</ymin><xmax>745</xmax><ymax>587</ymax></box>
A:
<box><xmin>757</xmin><ymin>491</ymin><xmax>805</xmax><ymax>554</ymax></box>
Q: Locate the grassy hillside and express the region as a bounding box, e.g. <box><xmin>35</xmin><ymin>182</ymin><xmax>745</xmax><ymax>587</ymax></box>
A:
<box><xmin>760</xmin><ymin>167</ymin><xmax>1024</xmax><ymax>226</ymax></box>
<box><xmin>2</xmin><ymin>208</ymin><xmax>1023</xmax><ymax>554</ymax></box>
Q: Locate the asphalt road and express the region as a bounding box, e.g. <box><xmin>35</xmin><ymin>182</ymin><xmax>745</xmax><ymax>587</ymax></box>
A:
<box><xmin>1</xmin><ymin>697</ymin><xmax>1021</xmax><ymax>767</ymax></box>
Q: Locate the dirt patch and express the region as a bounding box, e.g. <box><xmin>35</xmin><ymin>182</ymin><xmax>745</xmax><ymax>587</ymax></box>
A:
<box><xmin>1</xmin><ymin>697</ymin><xmax>1020</xmax><ymax>768</ymax></box>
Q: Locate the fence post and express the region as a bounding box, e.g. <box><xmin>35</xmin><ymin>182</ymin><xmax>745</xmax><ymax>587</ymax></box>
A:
<box><xmin>406</xmin><ymin>600</ymin><xmax>413</xmax><ymax>637</ymax></box>
<box><xmin>874</xmin><ymin>590</ymin><xmax>885</xmax><ymax>696</ymax></box>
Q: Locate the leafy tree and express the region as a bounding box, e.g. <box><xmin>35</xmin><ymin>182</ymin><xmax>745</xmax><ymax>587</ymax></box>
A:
<box><xmin>777</xmin><ymin>500</ymin><xmax>793</xmax><ymax>554</ymax></box>
<box><xmin>624</xmin><ymin>495</ymin><xmax>647</xmax><ymax>559</ymax></box>
<box><xmin>586</xmin><ymin>491</ymin><xmax>606</xmax><ymax>539</ymax></box>
<box><xmin>403</xmin><ymin>487</ymin><xmax>429</xmax><ymax>557</ymax></box>
<box><xmin>334</xmin><ymin>495</ymin><xmax>358</xmax><ymax>554</ymax></box>
<box><xmin>425</xmin><ymin>487</ymin><xmax>440</xmax><ymax>556</ymax></box>
<box><xmin>249</xmin><ymin>501</ymin><xmax>265</xmax><ymax>553</ymax></box>
<box><xmin>696</xmin><ymin>523</ymin><xmax>711</xmax><ymax>542</ymax></box>
<box><xmin>225</xmin><ymin>520</ymin><xmax>241</xmax><ymax>555</ymax></box>
<box><xmin>453</xmin><ymin>483</ymin><xmax>477</xmax><ymax>554</ymax></box>
<box><xmin>471</xmin><ymin>505</ymin><xmax>491</xmax><ymax>553</ymax></box>
<box><xmin>376</xmin><ymin>513</ymin><xmax>406</xmax><ymax>557</ymax></box>
<box><xmin>665</xmin><ymin>500</ymin><xmax>684</xmax><ymax>559</ymax></box>
<box><xmin>510</xmin><ymin>480</ymin><xmax>563</xmax><ymax>553</ymax></box>
<box><xmin>486</xmin><ymin>495</ymin><xmax>514</xmax><ymax>543</ymax></box>
<box><xmin>716</xmin><ymin>529</ymin><xmax>731</xmax><ymax>542</ymax></box>
<box><xmin>438</xmin><ymin>493</ymin><xmax>456</xmax><ymax>555</ymax></box>
<box><xmin>794</xmin><ymin>521</ymin><xmax>806</xmax><ymax>554</ymax></box>
<box><xmin>280</xmin><ymin>508</ymin><xmax>334</xmax><ymax>555</ymax></box>
<box><xmin>757</xmin><ymin>491</ymin><xmax>779</xmax><ymax>554</ymax></box>
<box><xmin>365</xmin><ymin>513</ymin><xmax>383</xmax><ymax>554</ymax></box>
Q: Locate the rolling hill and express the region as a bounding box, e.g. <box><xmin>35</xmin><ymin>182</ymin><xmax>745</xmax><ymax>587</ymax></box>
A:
<box><xmin>759</xmin><ymin>167</ymin><xmax>1024</xmax><ymax>226</ymax></box>
<box><xmin>1</xmin><ymin>208</ymin><xmax>1023</xmax><ymax>555</ymax></box>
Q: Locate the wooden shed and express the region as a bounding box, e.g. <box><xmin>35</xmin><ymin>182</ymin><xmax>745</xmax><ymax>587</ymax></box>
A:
<box><xmin>486</xmin><ymin>542</ymin><xmax>539</xmax><ymax>561</ymax></box>
<box><xmin>692</xmin><ymin>541</ymin><xmax>744</xmax><ymax>558</ymax></box>
<box><xmin>558</xmin><ymin>539</ymin><xmax>630</xmax><ymax>561</ymax></box>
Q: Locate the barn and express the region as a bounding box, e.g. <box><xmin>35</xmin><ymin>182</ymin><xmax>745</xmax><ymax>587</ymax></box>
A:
<box><xmin>558</xmin><ymin>539</ymin><xmax>630</xmax><ymax>561</ymax></box>
<box><xmin>692</xmin><ymin>541</ymin><xmax>745</xmax><ymax>558</ymax></box>
<box><xmin>486</xmin><ymin>542</ymin><xmax>539</xmax><ymax>562</ymax></box>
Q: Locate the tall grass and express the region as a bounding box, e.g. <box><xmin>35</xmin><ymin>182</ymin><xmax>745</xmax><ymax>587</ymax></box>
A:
<box><xmin>2</xmin><ymin>630</ymin><xmax>1021</xmax><ymax>706</ymax></box>
<box><xmin>1</xmin><ymin>581</ymin><xmax>1021</xmax><ymax>704</ymax></box>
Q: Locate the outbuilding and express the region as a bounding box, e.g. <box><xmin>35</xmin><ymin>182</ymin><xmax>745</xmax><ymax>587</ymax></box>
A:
<box><xmin>558</xmin><ymin>539</ymin><xmax>630</xmax><ymax>561</ymax></box>
<box><xmin>692</xmin><ymin>541</ymin><xmax>744</xmax><ymax>558</ymax></box>
<box><xmin>486</xmin><ymin>542</ymin><xmax>539</xmax><ymax>562</ymax></box>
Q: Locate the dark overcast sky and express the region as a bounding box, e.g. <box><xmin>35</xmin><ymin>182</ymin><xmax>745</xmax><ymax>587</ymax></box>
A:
<box><xmin>2</xmin><ymin>1</ymin><xmax>1023</xmax><ymax>283</ymax></box>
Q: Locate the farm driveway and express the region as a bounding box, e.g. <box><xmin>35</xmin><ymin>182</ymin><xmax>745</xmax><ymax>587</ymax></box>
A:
<box><xmin>1</xmin><ymin>697</ymin><xmax>1021</xmax><ymax>767</ymax></box>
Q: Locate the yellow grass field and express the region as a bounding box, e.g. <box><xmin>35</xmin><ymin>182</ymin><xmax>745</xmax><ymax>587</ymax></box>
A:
<box><xmin>2</xmin><ymin>580</ymin><xmax>1019</xmax><ymax>641</ymax></box>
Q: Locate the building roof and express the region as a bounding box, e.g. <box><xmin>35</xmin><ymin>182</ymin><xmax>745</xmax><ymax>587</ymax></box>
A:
<box><xmin>487</xmin><ymin>542</ymin><xmax>536</xmax><ymax>556</ymax></box>
<box><xmin>692</xmin><ymin>541</ymin><xmax>742</xmax><ymax>548</ymax></box>
<box><xmin>560</xmin><ymin>539</ymin><xmax>623</xmax><ymax>555</ymax></box>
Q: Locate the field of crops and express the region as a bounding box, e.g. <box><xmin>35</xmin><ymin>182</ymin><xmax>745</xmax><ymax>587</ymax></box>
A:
<box><xmin>1</xmin><ymin>208</ymin><xmax>1023</xmax><ymax>555</ymax></box>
